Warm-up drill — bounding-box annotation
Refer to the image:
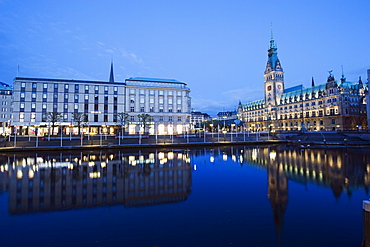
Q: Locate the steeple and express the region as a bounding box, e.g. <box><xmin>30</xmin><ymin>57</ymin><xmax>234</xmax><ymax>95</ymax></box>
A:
<box><xmin>264</xmin><ymin>27</ymin><xmax>284</xmax><ymax>109</ymax></box>
<box><xmin>109</xmin><ymin>61</ymin><xmax>114</xmax><ymax>83</ymax></box>
<box><xmin>340</xmin><ymin>65</ymin><xmax>346</xmax><ymax>84</ymax></box>
<box><xmin>311</xmin><ymin>77</ymin><xmax>315</xmax><ymax>87</ymax></box>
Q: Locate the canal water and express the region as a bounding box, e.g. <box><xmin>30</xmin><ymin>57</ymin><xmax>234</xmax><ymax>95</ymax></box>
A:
<box><xmin>0</xmin><ymin>144</ymin><xmax>368</xmax><ymax>247</ymax></box>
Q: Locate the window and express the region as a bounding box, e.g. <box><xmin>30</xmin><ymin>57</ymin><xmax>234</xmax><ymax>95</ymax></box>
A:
<box><xmin>149</xmin><ymin>98</ymin><xmax>154</xmax><ymax>104</ymax></box>
<box><xmin>32</xmin><ymin>83</ymin><xmax>37</xmax><ymax>89</ymax></box>
<box><xmin>149</xmin><ymin>90</ymin><xmax>154</xmax><ymax>95</ymax></box>
<box><xmin>331</xmin><ymin>119</ymin><xmax>335</xmax><ymax>124</ymax></box>
<box><xmin>168</xmin><ymin>91</ymin><xmax>173</xmax><ymax>96</ymax></box>
<box><xmin>31</xmin><ymin>113</ymin><xmax>36</xmax><ymax>122</ymax></box>
<box><xmin>177</xmin><ymin>98</ymin><xmax>182</xmax><ymax>104</ymax></box>
<box><xmin>169</xmin><ymin>116</ymin><xmax>173</xmax><ymax>121</ymax></box>
<box><xmin>150</xmin><ymin>106</ymin><xmax>154</xmax><ymax>112</ymax></box>
<box><xmin>159</xmin><ymin>97</ymin><xmax>164</xmax><ymax>104</ymax></box>
<box><xmin>159</xmin><ymin>107</ymin><xmax>163</xmax><ymax>112</ymax></box>
<box><xmin>104</xmin><ymin>86</ymin><xmax>108</xmax><ymax>92</ymax></box>
<box><xmin>130</xmin><ymin>107</ymin><xmax>135</xmax><ymax>112</ymax></box>
<box><xmin>159</xmin><ymin>116</ymin><xmax>164</xmax><ymax>121</ymax></box>
<box><xmin>21</xmin><ymin>82</ymin><xmax>26</xmax><ymax>88</ymax></box>
<box><xmin>177</xmin><ymin>91</ymin><xmax>182</xmax><ymax>96</ymax></box>
<box><xmin>140</xmin><ymin>107</ymin><xmax>145</xmax><ymax>112</ymax></box>
<box><xmin>130</xmin><ymin>89</ymin><xmax>135</xmax><ymax>94</ymax></box>
<box><xmin>140</xmin><ymin>97</ymin><xmax>145</xmax><ymax>104</ymax></box>
<box><xmin>42</xmin><ymin>103</ymin><xmax>47</xmax><ymax>109</ymax></box>
<box><xmin>32</xmin><ymin>93</ymin><xmax>36</xmax><ymax>99</ymax></box>
<box><xmin>64</xmin><ymin>94</ymin><xmax>68</xmax><ymax>100</ymax></box>
<box><xmin>64</xmin><ymin>104</ymin><xmax>68</xmax><ymax>109</ymax></box>
<box><xmin>85</xmin><ymin>95</ymin><xmax>89</xmax><ymax>100</ymax></box>
<box><xmin>178</xmin><ymin>116</ymin><xmax>182</xmax><ymax>122</ymax></box>
<box><xmin>94</xmin><ymin>115</ymin><xmax>98</xmax><ymax>122</ymax></box>
<box><xmin>54</xmin><ymin>84</ymin><xmax>58</xmax><ymax>89</ymax></box>
<box><xmin>140</xmin><ymin>89</ymin><xmax>144</xmax><ymax>95</ymax></box>
<box><xmin>130</xmin><ymin>116</ymin><xmax>135</xmax><ymax>121</ymax></box>
<box><xmin>168</xmin><ymin>98</ymin><xmax>173</xmax><ymax>104</ymax></box>
<box><xmin>20</xmin><ymin>93</ymin><xmax>25</xmax><ymax>99</ymax></box>
<box><xmin>159</xmin><ymin>90</ymin><xmax>164</xmax><ymax>95</ymax></box>
<box><xmin>19</xmin><ymin>113</ymin><xmax>24</xmax><ymax>122</ymax></box>
<box><xmin>85</xmin><ymin>85</ymin><xmax>89</xmax><ymax>93</ymax></box>
<box><xmin>43</xmin><ymin>83</ymin><xmax>48</xmax><ymax>89</ymax></box>
<box><xmin>65</xmin><ymin>84</ymin><xmax>69</xmax><ymax>90</ymax></box>
<box><xmin>114</xmin><ymin>86</ymin><xmax>118</xmax><ymax>92</ymax></box>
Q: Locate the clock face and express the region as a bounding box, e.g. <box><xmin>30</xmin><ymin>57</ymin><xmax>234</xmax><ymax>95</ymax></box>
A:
<box><xmin>267</xmin><ymin>85</ymin><xmax>272</xmax><ymax>91</ymax></box>
<box><xmin>277</xmin><ymin>85</ymin><xmax>282</xmax><ymax>89</ymax></box>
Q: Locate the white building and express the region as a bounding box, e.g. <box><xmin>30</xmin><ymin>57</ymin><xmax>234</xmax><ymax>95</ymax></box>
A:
<box><xmin>125</xmin><ymin>77</ymin><xmax>191</xmax><ymax>135</ymax></box>
<box><xmin>11</xmin><ymin>72</ymin><xmax>191</xmax><ymax>136</ymax></box>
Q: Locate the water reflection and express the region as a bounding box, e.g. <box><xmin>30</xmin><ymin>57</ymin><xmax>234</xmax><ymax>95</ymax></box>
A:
<box><xmin>0</xmin><ymin>150</ymin><xmax>192</xmax><ymax>214</ymax></box>
<box><xmin>0</xmin><ymin>145</ymin><xmax>369</xmax><ymax>218</ymax></box>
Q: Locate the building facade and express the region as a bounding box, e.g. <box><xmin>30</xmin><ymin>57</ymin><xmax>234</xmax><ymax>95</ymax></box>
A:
<box><xmin>0</xmin><ymin>82</ymin><xmax>12</xmax><ymax>135</ymax></box>
<box><xmin>238</xmin><ymin>36</ymin><xmax>367</xmax><ymax>132</ymax></box>
<box><xmin>124</xmin><ymin>77</ymin><xmax>191</xmax><ymax>135</ymax></box>
<box><xmin>190</xmin><ymin>111</ymin><xmax>211</xmax><ymax>129</ymax></box>
<box><xmin>11</xmin><ymin>73</ymin><xmax>191</xmax><ymax>135</ymax></box>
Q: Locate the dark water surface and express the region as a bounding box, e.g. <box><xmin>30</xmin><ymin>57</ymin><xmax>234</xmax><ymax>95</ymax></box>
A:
<box><xmin>0</xmin><ymin>144</ymin><xmax>368</xmax><ymax>247</ymax></box>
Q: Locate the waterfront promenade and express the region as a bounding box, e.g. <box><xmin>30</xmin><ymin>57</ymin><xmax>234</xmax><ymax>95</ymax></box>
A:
<box><xmin>0</xmin><ymin>131</ymin><xmax>369</xmax><ymax>152</ymax></box>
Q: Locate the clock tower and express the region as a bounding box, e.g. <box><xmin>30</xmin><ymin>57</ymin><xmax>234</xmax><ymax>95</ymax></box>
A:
<box><xmin>264</xmin><ymin>34</ymin><xmax>284</xmax><ymax>111</ymax></box>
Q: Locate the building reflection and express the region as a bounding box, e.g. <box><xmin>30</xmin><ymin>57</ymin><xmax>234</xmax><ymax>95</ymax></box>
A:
<box><xmin>207</xmin><ymin>145</ymin><xmax>370</xmax><ymax>240</ymax></box>
<box><xmin>0</xmin><ymin>150</ymin><xmax>192</xmax><ymax>214</ymax></box>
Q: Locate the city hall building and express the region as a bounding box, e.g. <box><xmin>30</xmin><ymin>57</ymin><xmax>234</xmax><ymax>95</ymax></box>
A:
<box><xmin>11</xmin><ymin>66</ymin><xmax>191</xmax><ymax>136</ymax></box>
<box><xmin>238</xmin><ymin>36</ymin><xmax>367</xmax><ymax>132</ymax></box>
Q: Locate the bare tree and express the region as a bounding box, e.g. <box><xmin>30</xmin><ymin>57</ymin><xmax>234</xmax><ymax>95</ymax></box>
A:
<box><xmin>137</xmin><ymin>113</ymin><xmax>153</xmax><ymax>135</ymax></box>
<box><xmin>46</xmin><ymin>112</ymin><xmax>63</xmax><ymax>135</ymax></box>
<box><xmin>72</xmin><ymin>112</ymin><xmax>88</xmax><ymax>135</ymax></box>
<box><xmin>115</xmin><ymin>112</ymin><xmax>129</xmax><ymax>136</ymax></box>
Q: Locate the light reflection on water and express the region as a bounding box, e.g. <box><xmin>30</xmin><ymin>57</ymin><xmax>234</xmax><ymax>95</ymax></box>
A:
<box><xmin>0</xmin><ymin>145</ymin><xmax>369</xmax><ymax>247</ymax></box>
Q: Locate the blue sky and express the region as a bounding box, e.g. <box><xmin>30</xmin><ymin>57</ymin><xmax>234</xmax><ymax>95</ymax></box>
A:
<box><xmin>1</xmin><ymin>0</ymin><xmax>369</xmax><ymax>116</ymax></box>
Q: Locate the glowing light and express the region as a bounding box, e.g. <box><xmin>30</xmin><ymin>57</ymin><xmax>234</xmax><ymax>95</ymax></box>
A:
<box><xmin>89</xmin><ymin>172</ymin><xmax>101</xmax><ymax>178</ymax></box>
<box><xmin>129</xmin><ymin>156</ymin><xmax>135</xmax><ymax>162</ymax></box>
<box><xmin>17</xmin><ymin>170</ymin><xmax>23</xmax><ymax>179</ymax></box>
<box><xmin>252</xmin><ymin>149</ymin><xmax>257</xmax><ymax>161</ymax></box>
<box><xmin>158</xmin><ymin>152</ymin><xmax>164</xmax><ymax>160</ymax></box>
<box><xmin>28</xmin><ymin>169</ymin><xmax>34</xmax><ymax>179</ymax></box>
<box><xmin>88</xmin><ymin>161</ymin><xmax>95</xmax><ymax>167</ymax></box>
<box><xmin>178</xmin><ymin>153</ymin><xmax>183</xmax><ymax>159</ymax></box>
<box><xmin>149</xmin><ymin>153</ymin><xmax>155</xmax><ymax>160</ymax></box>
<box><xmin>210</xmin><ymin>156</ymin><xmax>214</xmax><ymax>163</ymax></box>
<box><xmin>232</xmin><ymin>155</ymin><xmax>236</xmax><ymax>162</ymax></box>
<box><xmin>101</xmin><ymin>162</ymin><xmax>106</xmax><ymax>168</ymax></box>
<box><xmin>223</xmin><ymin>154</ymin><xmax>227</xmax><ymax>161</ymax></box>
<box><xmin>194</xmin><ymin>165</ymin><xmax>197</xmax><ymax>170</ymax></box>
<box><xmin>168</xmin><ymin>152</ymin><xmax>174</xmax><ymax>160</ymax></box>
<box><xmin>269</xmin><ymin>151</ymin><xmax>277</xmax><ymax>161</ymax></box>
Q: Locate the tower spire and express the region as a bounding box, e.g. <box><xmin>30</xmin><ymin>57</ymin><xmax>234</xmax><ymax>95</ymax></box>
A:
<box><xmin>109</xmin><ymin>60</ymin><xmax>114</xmax><ymax>83</ymax></box>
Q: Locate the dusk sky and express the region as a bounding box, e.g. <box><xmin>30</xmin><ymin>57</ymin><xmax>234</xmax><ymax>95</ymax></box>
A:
<box><xmin>1</xmin><ymin>0</ymin><xmax>369</xmax><ymax>116</ymax></box>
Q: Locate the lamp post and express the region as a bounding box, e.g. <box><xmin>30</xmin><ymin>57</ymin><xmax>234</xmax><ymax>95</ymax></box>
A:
<box><xmin>35</xmin><ymin>126</ymin><xmax>39</xmax><ymax>147</ymax></box>
<box><xmin>60</xmin><ymin>125</ymin><xmax>63</xmax><ymax>147</ymax></box>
